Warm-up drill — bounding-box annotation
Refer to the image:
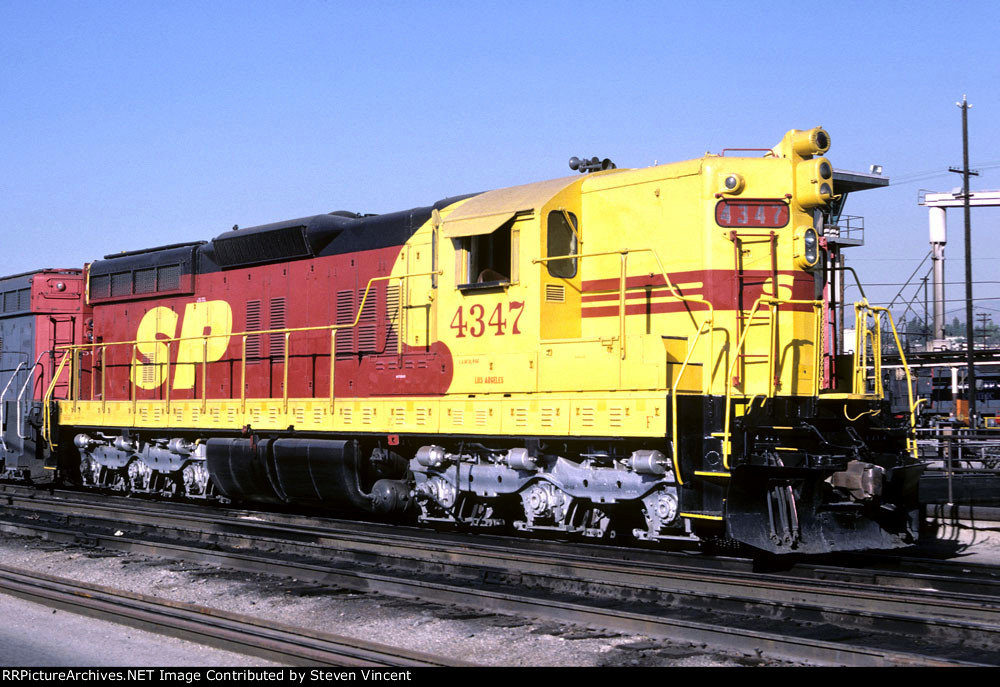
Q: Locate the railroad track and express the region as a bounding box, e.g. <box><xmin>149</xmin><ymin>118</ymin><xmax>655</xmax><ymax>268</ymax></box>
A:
<box><xmin>0</xmin><ymin>561</ymin><xmax>464</xmax><ymax>667</ymax></box>
<box><xmin>0</xmin><ymin>484</ymin><xmax>997</xmax><ymax>666</ymax></box>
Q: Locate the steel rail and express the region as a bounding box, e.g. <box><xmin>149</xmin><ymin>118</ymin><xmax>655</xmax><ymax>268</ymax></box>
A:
<box><xmin>0</xmin><ymin>488</ymin><xmax>996</xmax><ymax>666</ymax></box>
<box><xmin>0</xmin><ymin>562</ymin><xmax>465</xmax><ymax>667</ymax></box>
<box><xmin>3</xmin><ymin>486</ymin><xmax>999</xmax><ymax>608</ymax></box>
<box><xmin>4</xmin><ymin>488</ymin><xmax>1000</xmax><ymax>628</ymax></box>
<box><xmin>0</xmin><ymin>522</ymin><xmax>974</xmax><ymax>668</ymax></box>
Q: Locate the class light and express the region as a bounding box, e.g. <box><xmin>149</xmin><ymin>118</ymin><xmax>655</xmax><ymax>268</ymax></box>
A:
<box><xmin>795</xmin><ymin>227</ymin><xmax>820</xmax><ymax>269</ymax></box>
<box><xmin>804</xmin><ymin>229</ymin><xmax>818</xmax><ymax>259</ymax></box>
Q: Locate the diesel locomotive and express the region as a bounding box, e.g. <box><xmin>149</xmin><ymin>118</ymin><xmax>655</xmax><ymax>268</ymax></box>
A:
<box><xmin>0</xmin><ymin>127</ymin><xmax>923</xmax><ymax>554</ymax></box>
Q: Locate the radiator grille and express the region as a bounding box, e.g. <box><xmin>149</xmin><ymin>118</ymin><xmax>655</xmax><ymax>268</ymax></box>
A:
<box><xmin>213</xmin><ymin>225</ymin><xmax>312</xmax><ymax>268</ymax></box>
<box><xmin>133</xmin><ymin>268</ymin><xmax>156</xmax><ymax>294</ymax></box>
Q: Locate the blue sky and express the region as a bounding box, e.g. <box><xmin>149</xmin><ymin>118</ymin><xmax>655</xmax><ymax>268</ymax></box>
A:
<box><xmin>2</xmin><ymin>0</ymin><xmax>999</xmax><ymax>327</ymax></box>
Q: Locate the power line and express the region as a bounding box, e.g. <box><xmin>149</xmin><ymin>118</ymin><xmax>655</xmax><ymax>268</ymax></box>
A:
<box><xmin>863</xmin><ymin>296</ymin><xmax>1000</xmax><ymax>309</ymax></box>
<box><xmin>849</xmin><ymin>258</ymin><xmax>1000</xmax><ymax>263</ymax></box>
<box><xmin>888</xmin><ymin>162</ymin><xmax>1000</xmax><ymax>185</ymax></box>
<box><xmin>848</xmin><ymin>280</ymin><xmax>1000</xmax><ymax>287</ymax></box>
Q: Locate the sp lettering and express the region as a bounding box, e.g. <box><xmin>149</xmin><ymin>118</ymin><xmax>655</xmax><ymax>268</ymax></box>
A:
<box><xmin>131</xmin><ymin>300</ymin><xmax>233</xmax><ymax>390</ymax></box>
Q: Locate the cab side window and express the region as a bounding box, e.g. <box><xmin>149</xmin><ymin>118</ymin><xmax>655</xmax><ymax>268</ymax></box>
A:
<box><xmin>546</xmin><ymin>211</ymin><xmax>578</xmax><ymax>278</ymax></box>
<box><xmin>461</xmin><ymin>221</ymin><xmax>512</xmax><ymax>286</ymax></box>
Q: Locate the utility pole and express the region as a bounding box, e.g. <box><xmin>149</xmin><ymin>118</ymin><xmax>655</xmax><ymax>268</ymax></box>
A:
<box><xmin>950</xmin><ymin>96</ymin><xmax>979</xmax><ymax>426</ymax></box>
<box><xmin>921</xmin><ymin>275</ymin><xmax>929</xmax><ymax>349</ymax></box>
<box><xmin>978</xmin><ymin>312</ymin><xmax>990</xmax><ymax>349</ymax></box>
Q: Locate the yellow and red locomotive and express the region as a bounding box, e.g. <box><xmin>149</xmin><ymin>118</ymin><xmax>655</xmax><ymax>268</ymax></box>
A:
<box><xmin>18</xmin><ymin>127</ymin><xmax>921</xmax><ymax>554</ymax></box>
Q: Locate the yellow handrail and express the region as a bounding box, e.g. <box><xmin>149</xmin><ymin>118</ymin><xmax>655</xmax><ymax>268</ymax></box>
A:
<box><xmin>669</xmin><ymin>320</ymin><xmax>711</xmax><ymax>485</ymax></box>
<box><xmin>239</xmin><ymin>336</ymin><xmax>246</xmax><ymax>412</ymax></box>
<box><xmin>41</xmin><ymin>269</ymin><xmax>442</xmax><ymax>443</ymax></box>
<box><xmin>721</xmin><ymin>296</ymin><xmax>824</xmax><ymax>470</ymax></box>
<box><xmin>865</xmin><ymin>303</ymin><xmax>918</xmax><ymax>459</ymax></box>
<box><xmin>56</xmin><ymin>269</ymin><xmax>443</xmax><ymax>356</ymax></box>
<box><xmin>854</xmin><ymin>302</ymin><xmax>884</xmax><ymax>396</ymax></box>
<box><xmin>535</xmin><ymin>245</ymin><xmax>716</xmax><ymax>483</ymax></box>
<box><xmin>328</xmin><ymin>329</ymin><xmax>336</xmax><ymax>412</ymax></box>
<box><xmin>41</xmin><ymin>353</ymin><xmax>71</xmax><ymax>448</ymax></box>
<box><xmin>534</xmin><ymin>247</ymin><xmax>714</xmax><ymax>328</ymax></box>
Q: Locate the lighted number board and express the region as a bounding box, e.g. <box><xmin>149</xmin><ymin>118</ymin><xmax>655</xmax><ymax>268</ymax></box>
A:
<box><xmin>715</xmin><ymin>200</ymin><xmax>789</xmax><ymax>228</ymax></box>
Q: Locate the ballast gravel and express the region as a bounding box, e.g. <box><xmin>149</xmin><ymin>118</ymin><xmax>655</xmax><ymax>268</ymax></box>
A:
<box><xmin>2</xmin><ymin>510</ymin><xmax>997</xmax><ymax>668</ymax></box>
<box><xmin>0</xmin><ymin>533</ymin><xmax>777</xmax><ymax>668</ymax></box>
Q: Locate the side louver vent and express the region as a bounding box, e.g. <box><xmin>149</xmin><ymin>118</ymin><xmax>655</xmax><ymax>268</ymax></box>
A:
<box><xmin>357</xmin><ymin>288</ymin><xmax>377</xmax><ymax>352</ymax></box>
<box><xmin>245</xmin><ymin>300</ymin><xmax>262</xmax><ymax>362</ymax></box>
<box><xmin>545</xmin><ymin>284</ymin><xmax>566</xmax><ymax>303</ymax></box>
<box><xmin>270</xmin><ymin>297</ymin><xmax>287</xmax><ymax>357</ymax></box>
<box><xmin>336</xmin><ymin>290</ymin><xmax>354</xmax><ymax>355</ymax></box>
<box><xmin>385</xmin><ymin>284</ymin><xmax>400</xmax><ymax>354</ymax></box>
<box><xmin>1</xmin><ymin>288</ymin><xmax>31</xmax><ymax>313</ymax></box>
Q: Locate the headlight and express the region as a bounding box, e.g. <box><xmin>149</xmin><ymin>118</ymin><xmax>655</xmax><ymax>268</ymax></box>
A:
<box><xmin>788</xmin><ymin>127</ymin><xmax>831</xmax><ymax>157</ymax></box>
<box><xmin>722</xmin><ymin>173</ymin><xmax>745</xmax><ymax>194</ymax></box>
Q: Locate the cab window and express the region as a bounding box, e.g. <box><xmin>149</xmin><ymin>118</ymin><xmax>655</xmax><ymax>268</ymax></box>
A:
<box><xmin>459</xmin><ymin>221</ymin><xmax>512</xmax><ymax>287</ymax></box>
<box><xmin>546</xmin><ymin>211</ymin><xmax>578</xmax><ymax>278</ymax></box>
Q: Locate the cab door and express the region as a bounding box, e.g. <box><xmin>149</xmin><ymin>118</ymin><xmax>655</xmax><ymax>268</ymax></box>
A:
<box><xmin>540</xmin><ymin>209</ymin><xmax>581</xmax><ymax>340</ymax></box>
<box><xmin>537</xmin><ymin>206</ymin><xmax>618</xmax><ymax>392</ymax></box>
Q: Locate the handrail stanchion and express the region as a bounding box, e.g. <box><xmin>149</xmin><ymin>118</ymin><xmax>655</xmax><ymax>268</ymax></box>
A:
<box><xmin>283</xmin><ymin>331</ymin><xmax>290</xmax><ymax>413</ymax></box>
<box><xmin>0</xmin><ymin>362</ymin><xmax>26</xmax><ymax>450</ymax></box>
<box><xmin>535</xmin><ymin>247</ymin><xmax>715</xmax><ymax>482</ymax></box>
<box><xmin>130</xmin><ymin>345</ymin><xmax>137</xmax><ymax>416</ymax></box>
<box><xmin>201</xmin><ymin>337</ymin><xmax>208</xmax><ymax>411</ymax></box>
<box><xmin>42</xmin><ymin>353</ymin><xmax>71</xmax><ymax>449</ymax></box>
<box><xmin>165</xmin><ymin>342</ymin><xmax>171</xmax><ymax>413</ymax></box>
<box><xmin>100</xmin><ymin>345</ymin><xmax>106</xmax><ymax>415</ymax></box>
<box><xmin>329</xmin><ymin>330</ymin><xmax>336</xmax><ymax>412</ymax></box>
<box><xmin>240</xmin><ymin>335</ymin><xmax>247</xmax><ymax>414</ymax></box>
